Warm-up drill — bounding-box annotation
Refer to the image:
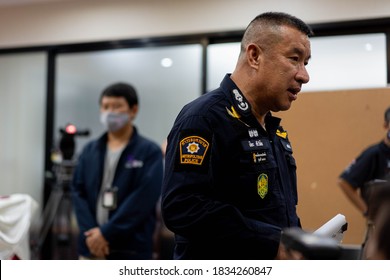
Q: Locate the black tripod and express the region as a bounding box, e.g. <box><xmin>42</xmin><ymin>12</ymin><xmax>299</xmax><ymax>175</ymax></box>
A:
<box><xmin>31</xmin><ymin>159</ymin><xmax>78</xmax><ymax>259</ymax></box>
<box><xmin>31</xmin><ymin>124</ymin><xmax>89</xmax><ymax>259</ymax></box>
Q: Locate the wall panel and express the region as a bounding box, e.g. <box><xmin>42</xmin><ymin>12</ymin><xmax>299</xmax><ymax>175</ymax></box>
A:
<box><xmin>275</xmin><ymin>88</ymin><xmax>390</xmax><ymax>244</ymax></box>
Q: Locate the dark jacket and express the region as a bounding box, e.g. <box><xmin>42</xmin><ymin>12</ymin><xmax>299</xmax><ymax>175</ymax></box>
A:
<box><xmin>71</xmin><ymin>127</ymin><xmax>163</xmax><ymax>259</ymax></box>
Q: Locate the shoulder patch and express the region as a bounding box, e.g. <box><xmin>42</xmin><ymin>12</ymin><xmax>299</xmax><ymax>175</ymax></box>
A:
<box><xmin>174</xmin><ymin>129</ymin><xmax>212</xmax><ymax>172</ymax></box>
<box><xmin>180</xmin><ymin>136</ymin><xmax>210</xmax><ymax>165</ymax></box>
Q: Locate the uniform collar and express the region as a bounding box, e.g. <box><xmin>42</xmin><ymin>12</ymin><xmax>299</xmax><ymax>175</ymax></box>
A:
<box><xmin>220</xmin><ymin>74</ymin><xmax>281</xmax><ymax>132</ymax></box>
<box><xmin>220</xmin><ymin>74</ymin><xmax>252</xmax><ymax>118</ymax></box>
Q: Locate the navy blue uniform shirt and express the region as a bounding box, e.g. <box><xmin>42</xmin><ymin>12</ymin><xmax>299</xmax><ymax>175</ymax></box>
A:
<box><xmin>340</xmin><ymin>141</ymin><xmax>390</xmax><ymax>203</ymax></box>
<box><xmin>161</xmin><ymin>74</ymin><xmax>300</xmax><ymax>259</ymax></box>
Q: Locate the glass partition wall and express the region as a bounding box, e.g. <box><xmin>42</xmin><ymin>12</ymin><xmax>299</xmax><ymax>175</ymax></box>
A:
<box><xmin>55</xmin><ymin>44</ymin><xmax>202</xmax><ymax>157</ymax></box>
<box><xmin>0</xmin><ymin>53</ymin><xmax>46</xmax><ymax>208</ymax></box>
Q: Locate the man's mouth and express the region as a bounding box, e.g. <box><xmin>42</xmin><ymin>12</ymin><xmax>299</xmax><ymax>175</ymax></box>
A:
<box><xmin>287</xmin><ymin>87</ymin><xmax>301</xmax><ymax>100</ymax></box>
<box><xmin>288</xmin><ymin>87</ymin><xmax>301</xmax><ymax>95</ymax></box>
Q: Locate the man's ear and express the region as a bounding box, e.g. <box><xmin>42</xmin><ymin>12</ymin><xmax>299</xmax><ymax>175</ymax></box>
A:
<box><xmin>246</xmin><ymin>43</ymin><xmax>262</xmax><ymax>69</ymax></box>
<box><xmin>130</xmin><ymin>104</ymin><xmax>139</xmax><ymax>119</ymax></box>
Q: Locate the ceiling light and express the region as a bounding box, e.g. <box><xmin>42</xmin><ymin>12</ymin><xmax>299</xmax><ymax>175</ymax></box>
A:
<box><xmin>161</xmin><ymin>58</ymin><xmax>173</xmax><ymax>68</ymax></box>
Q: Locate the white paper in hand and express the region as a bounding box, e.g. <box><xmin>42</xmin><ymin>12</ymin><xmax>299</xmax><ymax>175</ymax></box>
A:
<box><xmin>314</xmin><ymin>214</ymin><xmax>348</xmax><ymax>243</ymax></box>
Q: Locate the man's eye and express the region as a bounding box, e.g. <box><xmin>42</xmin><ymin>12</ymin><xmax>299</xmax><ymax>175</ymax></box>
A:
<box><xmin>290</xmin><ymin>57</ymin><xmax>299</xmax><ymax>62</ymax></box>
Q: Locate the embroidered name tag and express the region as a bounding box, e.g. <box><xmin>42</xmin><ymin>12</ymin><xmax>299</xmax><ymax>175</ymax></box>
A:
<box><xmin>241</xmin><ymin>138</ymin><xmax>270</xmax><ymax>152</ymax></box>
<box><xmin>253</xmin><ymin>152</ymin><xmax>268</xmax><ymax>163</ymax></box>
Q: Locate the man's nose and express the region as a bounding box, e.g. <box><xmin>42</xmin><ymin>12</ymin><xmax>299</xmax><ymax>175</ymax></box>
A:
<box><xmin>297</xmin><ymin>65</ymin><xmax>310</xmax><ymax>84</ymax></box>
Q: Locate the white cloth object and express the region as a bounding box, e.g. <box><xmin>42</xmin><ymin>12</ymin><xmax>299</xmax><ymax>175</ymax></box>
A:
<box><xmin>314</xmin><ymin>213</ymin><xmax>347</xmax><ymax>243</ymax></box>
<box><xmin>0</xmin><ymin>194</ymin><xmax>39</xmax><ymax>260</ymax></box>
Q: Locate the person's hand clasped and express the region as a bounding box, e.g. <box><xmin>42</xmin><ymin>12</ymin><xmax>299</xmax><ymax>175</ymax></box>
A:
<box><xmin>84</xmin><ymin>227</ymin><xmax>109</xmax><ymax>258</ymax></box>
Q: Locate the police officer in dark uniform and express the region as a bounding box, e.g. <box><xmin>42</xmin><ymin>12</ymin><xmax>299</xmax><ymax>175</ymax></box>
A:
<box><xmin>161</xmin><ymin>12</ymin><xmax>312</xmax><ymax>260</ymax></box>
<box><xmin>338</xmin><ymin>107</ymin><xmax>390</xmax><ymax>217</ymax></box>
<box><xmin>338</xmin><ymin>107</ymin><xmax>390</xmax><ymax>259</ymax></box>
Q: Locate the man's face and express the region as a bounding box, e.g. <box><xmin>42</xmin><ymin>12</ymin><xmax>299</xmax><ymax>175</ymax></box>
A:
<box><xmin>100</xmin><ymin>96</ymin><xmax>135</xmax><ymax>119</ymax></box>
<box><xmin>256</xmin><ymin>25</ymin><xmax>311</xmax><ymax>112</ymax></box>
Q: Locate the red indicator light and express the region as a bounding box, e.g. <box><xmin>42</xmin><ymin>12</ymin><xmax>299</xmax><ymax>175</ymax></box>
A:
<box><xmin>65</xmin><ymin>124</ymin><xmax>77</xmax><ymax>134</ymax></box>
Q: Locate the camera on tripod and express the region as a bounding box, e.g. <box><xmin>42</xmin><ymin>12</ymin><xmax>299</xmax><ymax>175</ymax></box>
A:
<box><xmin>57</xmin><ymin>123</ymin><xmax>90</xmax><ymax>161</ymax></box>
<box><xmin>50</xmin><ymin>123</ymin><xmax>90</xmax><ymax>187</ymax></box>
<box><xmin>31</xmin><ymin>123</ymin><xmax>91</xmax><ymax>259</ymax></box>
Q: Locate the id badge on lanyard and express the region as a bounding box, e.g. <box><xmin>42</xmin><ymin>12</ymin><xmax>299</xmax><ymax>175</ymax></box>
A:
<box><xmin>102</xmin><ymin>186</ymin><xmax>118</xmax><ymax>210</ymax></box>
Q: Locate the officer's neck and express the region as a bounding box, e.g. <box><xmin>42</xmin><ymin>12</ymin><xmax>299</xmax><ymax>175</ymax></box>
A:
<box><xmin>239</xmin><ymin>91</ymin><xmax>268</xmax><ymax>130</ymax></box>
<box><xmin>251</xmin><ymin>107</ymin><xmax>268</xmax><ymax>131</ymax></box>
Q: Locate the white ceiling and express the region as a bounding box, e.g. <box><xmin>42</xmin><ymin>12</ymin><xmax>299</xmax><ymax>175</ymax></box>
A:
<box><xmin>0</xmin><ymin>0</ymin><xmax>85</xmax><ymax>6</ymax></box>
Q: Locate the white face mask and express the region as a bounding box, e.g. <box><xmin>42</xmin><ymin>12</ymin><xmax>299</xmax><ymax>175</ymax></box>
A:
<box><xmin>100</xmin><ymin>111</ymin><xmax>130</xmax><ymax>132</ymax></box>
